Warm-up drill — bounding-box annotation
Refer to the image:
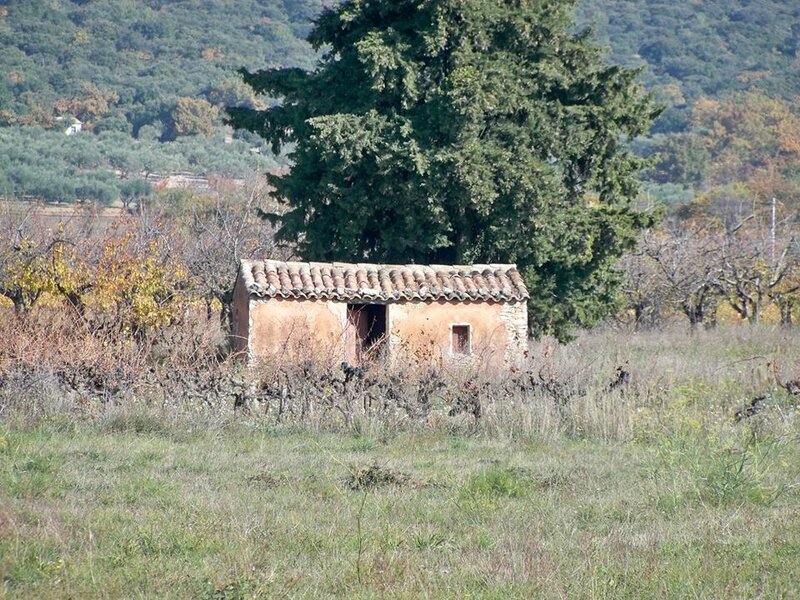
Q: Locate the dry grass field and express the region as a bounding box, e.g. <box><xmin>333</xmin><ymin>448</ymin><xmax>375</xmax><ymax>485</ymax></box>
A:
<box><xmin>1</xmin><ymin>325</ymin><xmax>799</xmax><ymax>598</ymax></box>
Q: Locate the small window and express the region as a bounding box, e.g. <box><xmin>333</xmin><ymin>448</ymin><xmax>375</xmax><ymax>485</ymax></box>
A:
<box><xmin>452</xmin><ymin>324</ymin><xmax>471</xmax><ymax>356</ymax></box>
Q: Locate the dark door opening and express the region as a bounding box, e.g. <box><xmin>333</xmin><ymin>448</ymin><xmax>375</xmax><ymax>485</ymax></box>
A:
<box><xmin>347</xmin><ymin>304</ymin><xmax>387</xmax><ymax>363</ymax></box>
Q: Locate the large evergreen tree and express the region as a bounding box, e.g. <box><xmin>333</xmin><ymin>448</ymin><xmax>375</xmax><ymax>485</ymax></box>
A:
<box><xmin>228</xmin><ymin>0</ymin><xmax>660</xmax><ymax>339</ymax></box>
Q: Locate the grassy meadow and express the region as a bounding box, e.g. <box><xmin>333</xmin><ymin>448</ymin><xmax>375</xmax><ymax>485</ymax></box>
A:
<box><xmin>1</xmin><ymin>325</ymin><xmax>799</xmax><ymax>598</ymax></box>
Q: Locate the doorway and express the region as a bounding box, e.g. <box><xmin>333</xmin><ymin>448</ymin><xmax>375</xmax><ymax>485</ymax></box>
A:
<box><xmin>346</xmin><ymin>304</ymin><xmax>387</xmax><ymax>363</ymax></box>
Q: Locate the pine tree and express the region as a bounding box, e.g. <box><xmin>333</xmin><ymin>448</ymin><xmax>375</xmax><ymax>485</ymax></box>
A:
<box><xmin>228</xmin><ymin>0</ymin><xmax>660</xmax><ymax>339</ymax></box>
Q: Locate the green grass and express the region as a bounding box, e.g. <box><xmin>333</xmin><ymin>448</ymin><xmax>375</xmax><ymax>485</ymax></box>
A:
<box><xmin>2</xmin><ymin>325</ymin><xmax>800</xmax><ymax>597</ymax></box>
<box><xmin>0</xmin><ymin>417</ymin><xmax>798</xmax><ymax>598</ymax></box>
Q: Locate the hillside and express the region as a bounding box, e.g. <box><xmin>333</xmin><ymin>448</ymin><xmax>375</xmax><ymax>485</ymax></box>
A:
<box><xmin>1</xmin><ymin>0</ymin><xmax>798</xmax><ymax>207</ymax></box>
<box><xmin>576</xmin><ymin>0</ymin><xmax>800</xmax><ymax>133</ymax></box>
<box><xmin>0</xmin><ymin>0</ymin><xmax>335</xmax><ymax>203</ymax></box>
<box><xmin>0</xmin><ymin>0</ymin><xmax>328</xmax><ymax>133</ymax></box>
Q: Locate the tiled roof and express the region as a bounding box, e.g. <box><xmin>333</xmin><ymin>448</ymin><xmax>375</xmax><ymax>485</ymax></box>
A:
<box><xmin>239</xmin><ymin>260</ymin><xmax>529</xmax><ymax>302</ymax></box>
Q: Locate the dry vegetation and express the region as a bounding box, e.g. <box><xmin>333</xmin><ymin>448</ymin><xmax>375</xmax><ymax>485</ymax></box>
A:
<box><xmin>1</xmin><ymin>323</ymin><xmax>799</xmax><ymax>598</ymax></box>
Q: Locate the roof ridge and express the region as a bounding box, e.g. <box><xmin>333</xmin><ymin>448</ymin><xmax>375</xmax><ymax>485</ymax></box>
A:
<box><xmin>252</xmin><ymin>259</ymin><xmax>521</xmax><ymax>269</ymax></box>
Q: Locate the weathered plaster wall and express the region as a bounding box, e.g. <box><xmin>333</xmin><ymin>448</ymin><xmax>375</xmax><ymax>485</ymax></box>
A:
<box><xmin>249</xmin><ymin>298</ymin><xmax>347</xmax><ymax>362</ymax></box>
<box><xmin>241</xmin><ymin>296</ymin><xmax>527</xmax><ymax>367</ymax></box>
<box><xmin>388</xmin><ymin>300</ymin><xmax>527</xmax><ymax>368</ymax></box>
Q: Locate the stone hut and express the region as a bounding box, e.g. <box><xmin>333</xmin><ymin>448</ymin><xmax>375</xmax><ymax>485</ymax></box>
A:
<box><xmin>231</xmin><ymin>260</ymin><xmax>529</xmax><ymax>368</ymax></box>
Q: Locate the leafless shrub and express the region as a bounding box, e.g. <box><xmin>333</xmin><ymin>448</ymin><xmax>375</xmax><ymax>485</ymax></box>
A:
<box><xmin>0</xmin><ymin>303</ymin><xmax>245</xmax><ymax>420</ymax></box>
<box><xmin>2</xmin><ymin>262</ymin><xmax>798</xmax><ymax>444</ymax></box>
<box><xmin>170</xmin><ymin>175</ymin><xmax>291</xmax><ymax>327</ymax></box>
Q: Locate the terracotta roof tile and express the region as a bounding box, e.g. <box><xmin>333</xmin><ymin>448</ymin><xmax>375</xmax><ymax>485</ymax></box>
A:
<box><xmin>320</xmin><ymin>266</ymin><xmax>333</xmax><ymax>290</ymax></box>
<box><xmin>239</xmin><ymin>260</ymin><xmax>529</xmax><ymax>302</ymax></box>
<box><xmin>390</xmin><ymin>269</ymin><xmax>404</xmax><ymax>293</ymax></box>
<box><xmin>451</xmin><ymin>272</ymin><xmax>466</xmax><ymax>295</ymax></box>
<box><xmin>332</xmin><ymin>267</ymin><xmax>345</xmax><ymax>290</ymax></box>
<box><xmin>367</xmin><ymin>270</ymin><xmax>380</xmax><ymax>291</ymax></box>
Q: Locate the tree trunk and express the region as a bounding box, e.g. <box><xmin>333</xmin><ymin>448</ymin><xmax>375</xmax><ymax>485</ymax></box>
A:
<box><xmin>7</xmin><ymin>289</ymin><xmax>36</xmax><ymax>315</ymax></box>
<box><xmin>206</xmin><ymin>298</ymin><xmax>214</xmax><ymax>322</ymax></box>
<box><xmin>217</xmin><ymin>289</ymin><xmax>234</xmax><ymax>334</ymax></box>
<box><xmin>12</xmin><ymin>297</ymin><xmax>26</xmax><ymax>315</ymax></box>
<box><xmin>219</xmin><ymin>303</ymin><xmax>232</xmax><ymax>333</ymax></box>
<box><xmin>748</xmin><ymin>301</ymin><xmax>759</xmax><ymax>325</ymax></box>
<box><xmin>684</xmin><ymin>300</ymin><xmax>704</xmax><ymax>333</ymax></box>
<box><xmin>704</xmin><ymin>297</ymin><xmax>718</xmax><ymax>330</ymax></box>
<box><xmin>634</xmin><ymin>302</ymin><xmax>646</xmax><ymax>331</ymax></box>
<box><xmin>779</xmin><ymin>300</ymin><xmax>794</xmax><ymax>327</ymax></box>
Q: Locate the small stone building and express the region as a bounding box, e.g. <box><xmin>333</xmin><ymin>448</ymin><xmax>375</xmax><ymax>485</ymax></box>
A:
<box><xmin>231</xmin><ymin>260</ymin><xmax>529</xmax><ymax>368</ymax></box>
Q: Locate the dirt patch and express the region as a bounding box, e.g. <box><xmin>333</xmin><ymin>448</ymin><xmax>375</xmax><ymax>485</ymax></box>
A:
<box><xmin>345</xmin><ymin>464</ymin><xmax>411</xmax><ymax>491</ymax></box>
<box><xmin>246</xmin><ymin>471</ymin><xmax>286</xmax><ymax>489</ymax></box>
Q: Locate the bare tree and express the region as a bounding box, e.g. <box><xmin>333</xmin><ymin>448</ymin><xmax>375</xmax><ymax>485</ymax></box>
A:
<box><xmin>769</xmin><ymin>254</ymin><xmax>800</xmax><ymax>326</ymax></box>
<box><xmin>178</xmin><ymin>175</ymin><xmax>291</xmax><ymax>329</ymax></box>
<box><xmin>620</xmin><ymin>231</ymin><xmax>670</xmax><ymax>329</ymax></box>
<box><xmin>719</xmin><ymin>209</ymin><xmax>799</xmax><ymax>325</ymax></box>
<box><xmin>645</xmin><ymin>224</ymin><xmax>724</xmax><ymax>330</ymax></box>
<box><xmin>0</xmin><ymin>202</ymin><xmax>99</xmax><ymax>315</ymax></box>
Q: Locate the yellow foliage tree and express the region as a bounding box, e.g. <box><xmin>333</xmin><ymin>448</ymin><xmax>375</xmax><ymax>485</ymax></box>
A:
<box><xmin>692</xmin><ymin>92</ymin><xmax>800</xmax><ymax>203</ymax></box>
<box><xmin>1</xmin><ymin>213</ymin><xmax>190</xmax><ymax>336</ymax></box>
<box><xmin>91</xmin><ymin>224</ymin><xmax>188</xmax><ymax>335</ymax></box>
<box><xmin>170</xmin><ymin>97</ymin><xmax>218</xmax><ymax>137</ymax></box>
<box><xmin>0</xmin><ymin>237</ymin><xmax>53</xmax><ymax>313</ymax></box>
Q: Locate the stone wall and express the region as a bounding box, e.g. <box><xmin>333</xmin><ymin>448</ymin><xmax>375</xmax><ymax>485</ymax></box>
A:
<box><xmin>499</xmin><ymin>301</ymin><xmax>528</xmax><ymax>366</ymax></box>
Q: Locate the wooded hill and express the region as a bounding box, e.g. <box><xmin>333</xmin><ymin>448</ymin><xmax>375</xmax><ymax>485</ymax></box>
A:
<box><xmin>0</xmin><ymin>0</ymin><xmax>333</xmax><ymax>202</ymax></box>
<box><xmin>577</xmin><ymin>0</ymin><xmax>800</xmax><ymax>132</ymax></box>
<box><xmin>0</xmin><ymin>0</ymin><xmax>327</xmax><ymax>133</ymax></box>
<box><xmin>1</xmin><ymin>0</ymin><xmax>798</xmax><ymax>208</ymax></box>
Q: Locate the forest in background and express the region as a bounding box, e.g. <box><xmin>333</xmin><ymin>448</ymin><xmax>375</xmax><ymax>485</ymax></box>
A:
<box><xmin>0</xmin><ymin>0</ymin><xmax>798</xmax><ymax>213</ymax></box>
<box><xmin>0</xmin><ymin>0</ymin><xmax>335</xmax><ymax>202</ymax></box>
<box><xmin>576</xmin><ymin>0</ymin><xmax>800</xmax><ymax>126</ymax></box>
